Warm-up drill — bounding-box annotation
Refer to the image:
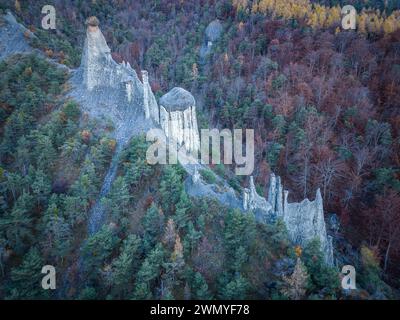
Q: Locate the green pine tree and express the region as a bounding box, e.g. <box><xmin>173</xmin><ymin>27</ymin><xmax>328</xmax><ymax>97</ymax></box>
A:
<box><xmin>8</xmin><ymin>247</ymin><xmax>48</xmax><ymax>299</ymax></box>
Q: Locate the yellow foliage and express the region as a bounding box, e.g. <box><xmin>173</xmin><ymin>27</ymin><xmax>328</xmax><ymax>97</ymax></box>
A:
<box><xmin>294</xmin><ymin>245</ymin><xmax>302</xmax><ymax>257</ymax></box>
<box><xmin>307</xmin><ymin>12</ymin><xmax>318</xmax><ymax>28</ymax></box>
<box><xmin>281</xmin><ymin>258</ymin><xmax>308</xmax><ymax>300</ymax></box>
<box><xmin>172</xmin><ymin>235</ymin><xmax>184</xmax><ymax>262</ymax></box>
<box><xmin>15</xmin><ymin>0</ymin><xmax>21</xmax><ymax>12</ymax></box>
<box><xmin>326</xmin><ymin>5</ymin><xmax>341</xmax><ymax>28</ymax></box>
<box><xmin>383</xmin><ymin>14</ymin><xmax>398</xmax><ymax>34</ymax></box>
<box><xmin>232</xmin><ymin>0</ymin><xmax>248</xmax><ymax>10</ymax></box>
<box><xmin>24</xmin><ymin>67</ymin><xmax>32</xmax><ymax>76</ymax></box>
<box><xmin>108</xmin><ymin>139</ymin><xmax>117</xmax><ymax>151</ymax></box>
<box><xmin>247</xmin><ymin>0</ymin><xmax>400</xmax><ymax>35</ymax></box>
<box><xmin>251</xmin><ymin>3</ymin><xmax>259</xmax><ymax>14</ymax></box>
<box><xmin>358</xmin><ymin>12</ymin><xmax>368</xmax><ymax>34</ymax></box>
<box><xmin>360</xmin><ymin>245</ymin><xmax>380</xmax><ymax>270</ymax></box>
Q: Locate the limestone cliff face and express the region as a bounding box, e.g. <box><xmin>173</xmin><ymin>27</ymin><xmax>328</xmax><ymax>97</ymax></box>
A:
<box><xmin>243</xmin><ymin>176</ymin><xmax>273</xmax><ymax>222</ymax></box>
<box><xmin>0</xmin><ymin>12</ymin><xmax>36</xmax><ymax>60</ymax></box>
<box><xmin>70</xmin><ymin>17</ymin><xmax>333</xmax><ymax>264</ymax></box>
<box><xmin>142</xmin><ymin>70</ymin><xmax>159</xmax><ymax>122</ymax></box>
<box><xmin>71</xmin><ymin>18</ymin><xmax>156</xmax><ymax>145</ymax></box>
<box><xmin>80</xmin><ymin>20</ymin><xmax>140</xmax><ymax>92</ymax></box>
<box><xmin>282</xmin><ymin>188</ymin><xmax>333</xmax><ymax>265</ymax></box>
<box><xmin>243</xmin><ymin>173</ymin><xmax>333</xmax><ymax>265</ymax></box>
<box><xmin>200</xmin><ymin>19</ymin><xmax>223</xmax><ymax>59</ymax></box>
<box><xmin>159</xmin><ymin>87</ymin><xmax>200</xmax><ymax>154</ymax></box>
<box><xmin>188</xmin><ymin>170</ymin><xmax>334</xmax><ymax>265</ymax></box>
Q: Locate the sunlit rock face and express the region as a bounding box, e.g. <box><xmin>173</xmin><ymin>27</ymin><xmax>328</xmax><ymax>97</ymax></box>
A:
<box><xmin>159</xmin><ymin>87</ymin><xmax>200</xmax><ymax>154</ymax></box>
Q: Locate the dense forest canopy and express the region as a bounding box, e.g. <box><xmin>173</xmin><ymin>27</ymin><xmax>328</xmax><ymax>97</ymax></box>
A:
<box><xmin>0</xmin><ymin>0</ymin><xmax>399</xmax><ymax>299</ymax></box>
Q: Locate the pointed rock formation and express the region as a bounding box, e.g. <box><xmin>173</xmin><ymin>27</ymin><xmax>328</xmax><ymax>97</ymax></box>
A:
<box><xmin>72</xmin><ymin>16</ymin><xmax>202</xmax><ymax>158</ymax></box>
<box><xmin>268</xmin><ymin>173</ymin><xmax>284</xmax><ymax>217</ymax></box>
<box><xmin>142</xmin><ymin>70</ymin><xmax>159</xmax><ymax>122</ymax></box>
<box><xmin>243</xmin><ymin>174</ymin><xmax>334</xmax><ymax>265</ymax></box>
<box><xmin>69</xmin><ymin>16</ymin><xmax>334</xmax><ymax>265</ymax></box>
<box><xmin>243</xmin><ymin>177</ymin><xmax>272</xmax><ymax>214</ymax></box>
<box><xmin>71</xmin><ymin>16</ymin><xmax>156</xmax><ymax>144</ymax></box>
<box><xmin>283</xmin><ymin>188</ymin><xmax>333</xmax><ymax>265</ymax></box>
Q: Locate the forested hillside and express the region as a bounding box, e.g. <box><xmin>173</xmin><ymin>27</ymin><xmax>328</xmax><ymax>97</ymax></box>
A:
<box><xmin>0</xmin><ymin>0</ymin><xmax>399</xmax><ymax>299</ymax></box>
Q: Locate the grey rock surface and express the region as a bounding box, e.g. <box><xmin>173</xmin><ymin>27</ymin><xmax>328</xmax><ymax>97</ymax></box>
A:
<box><xmin>186</xmin><ymin>170</ymin><xmax>334</xmax><ymax>265</ymax></box>
<box><xmin>0</xmin><ymin>12</ymin><xmax>334</xmax><ymax>267</ymax></box>
<box><xmin>200</xmin><ymin>20</ymin><xmax>223</xmax><ymax>59</ymax></box>
<box><xmin>283</xmin><ymin>188</ymin><xmax>333</xmax><ymax>265</ymax></box>
<box><xmin>185</xmin><ymin>166</ymin><xmax>242</xmax><ymax>210</ymax></box>
<box><xmin>70</xmin><ymin>23</ymin><xmax>154</xmax><ymax>147</ymax></box>
<box><xmin>159</xmin><ymin>87</ymin><xmax>196</xmax><ymax>111</ymax></box>
<box><xmin>142</xmin><ymin>70</ymin><xmax>159</xmax><ymax>122</ymax></box>
<box><xmin>0</xmin><ymin>11</ymin><xmax>36</xmax><ymax>60</ymax></box>
<box><xmin>159</xmin><ymin>87</ymin><xmax>200</xmax><ymax>154</ymax></box>
<box><xmin>69</xmin><ymin>21</ymin><xmax>155</xmax><ymax>234</ymax></box>
<box><xmin>205</xmin><ymin>19</ymin><xmax>223</xmax><ymax>42</ymax></box>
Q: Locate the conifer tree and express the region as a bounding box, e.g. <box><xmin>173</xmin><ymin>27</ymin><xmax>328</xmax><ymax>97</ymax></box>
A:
<box><xmin>192</xmin><ymin>272</ymin><xmax>212</xmax><ymax>300</ymax></box>
<box><xmin>160</xmin><ymin>165</ymin><xmax>184</xmax><ymax>213</ymax></box>
<box><xmin>8</xmin><ymin>247</ymin><xmax>48</xmax><ymax>299</ymax></box>
<box><xmin>109</xmin><ymin>235</ymin><xmax>141</xmax><ymax>297</ymax></box>
<box><xmin>174</xmin><ymin>189</ymin><xmax>191</xmax><ymax>230</ymax></box>
<box><xmin>103</xmin><ymin>176</ymin><xmax>131</xmax><ymax>231</ymax></box>
<box><xmin>81</xmin><ymin>225</ymin><xmax>119</xmax><ymax>281</ymax></box>
<box><xmin>133</xmin><ymin>243</ymin><xmax>165</xmax><ymax>299</ymax></box>
<box><xmin>281</xmin><ymin>258</ymin><xmax>309</xmax><ymax>300</ymax></box>
<box><xmin>142</xmin><ymin>204</ymin><xmax>164</xmax><ymax>253</ymax></box>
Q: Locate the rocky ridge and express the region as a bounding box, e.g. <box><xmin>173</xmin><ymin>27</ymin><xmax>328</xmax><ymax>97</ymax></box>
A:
<box><xmin>0</xmin><ymin>12</ymin><xmax>334</xmax><ymax>265</ymax></box>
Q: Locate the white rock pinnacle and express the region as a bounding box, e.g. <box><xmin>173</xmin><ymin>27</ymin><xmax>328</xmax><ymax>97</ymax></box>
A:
<box><xmin>141</xmin><ymin>70</ymin><xmax>159</xmax><ymax>122</ymax></box>
<box><xmin>245</xmin><ymin>174</ymin><xmax>333</xmax><ymax>265</ymax></box>
<box><xmin>159</xmin><ymin>87</ymin><xmax>200</xmax><ymax>154</ymax></box>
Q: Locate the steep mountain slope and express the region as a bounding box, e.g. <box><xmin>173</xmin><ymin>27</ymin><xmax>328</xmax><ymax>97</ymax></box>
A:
<box><xmin>0</xmin><ymin>1</ymin><xmax>399</xmax><ymax>299</ymax></box>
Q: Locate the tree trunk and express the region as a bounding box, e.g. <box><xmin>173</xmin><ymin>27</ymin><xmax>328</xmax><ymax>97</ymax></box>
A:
<box><xmin>384</xmin><ymin>241</ymin><xmax>391</xmax><ymax>272</ymax></box>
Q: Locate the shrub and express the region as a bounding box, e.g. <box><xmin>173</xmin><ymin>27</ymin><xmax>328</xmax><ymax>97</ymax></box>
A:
<box><xmin>200</xmin><ymin>169</ymin><xmax>217</xmax><ymax>184</ymax></box>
